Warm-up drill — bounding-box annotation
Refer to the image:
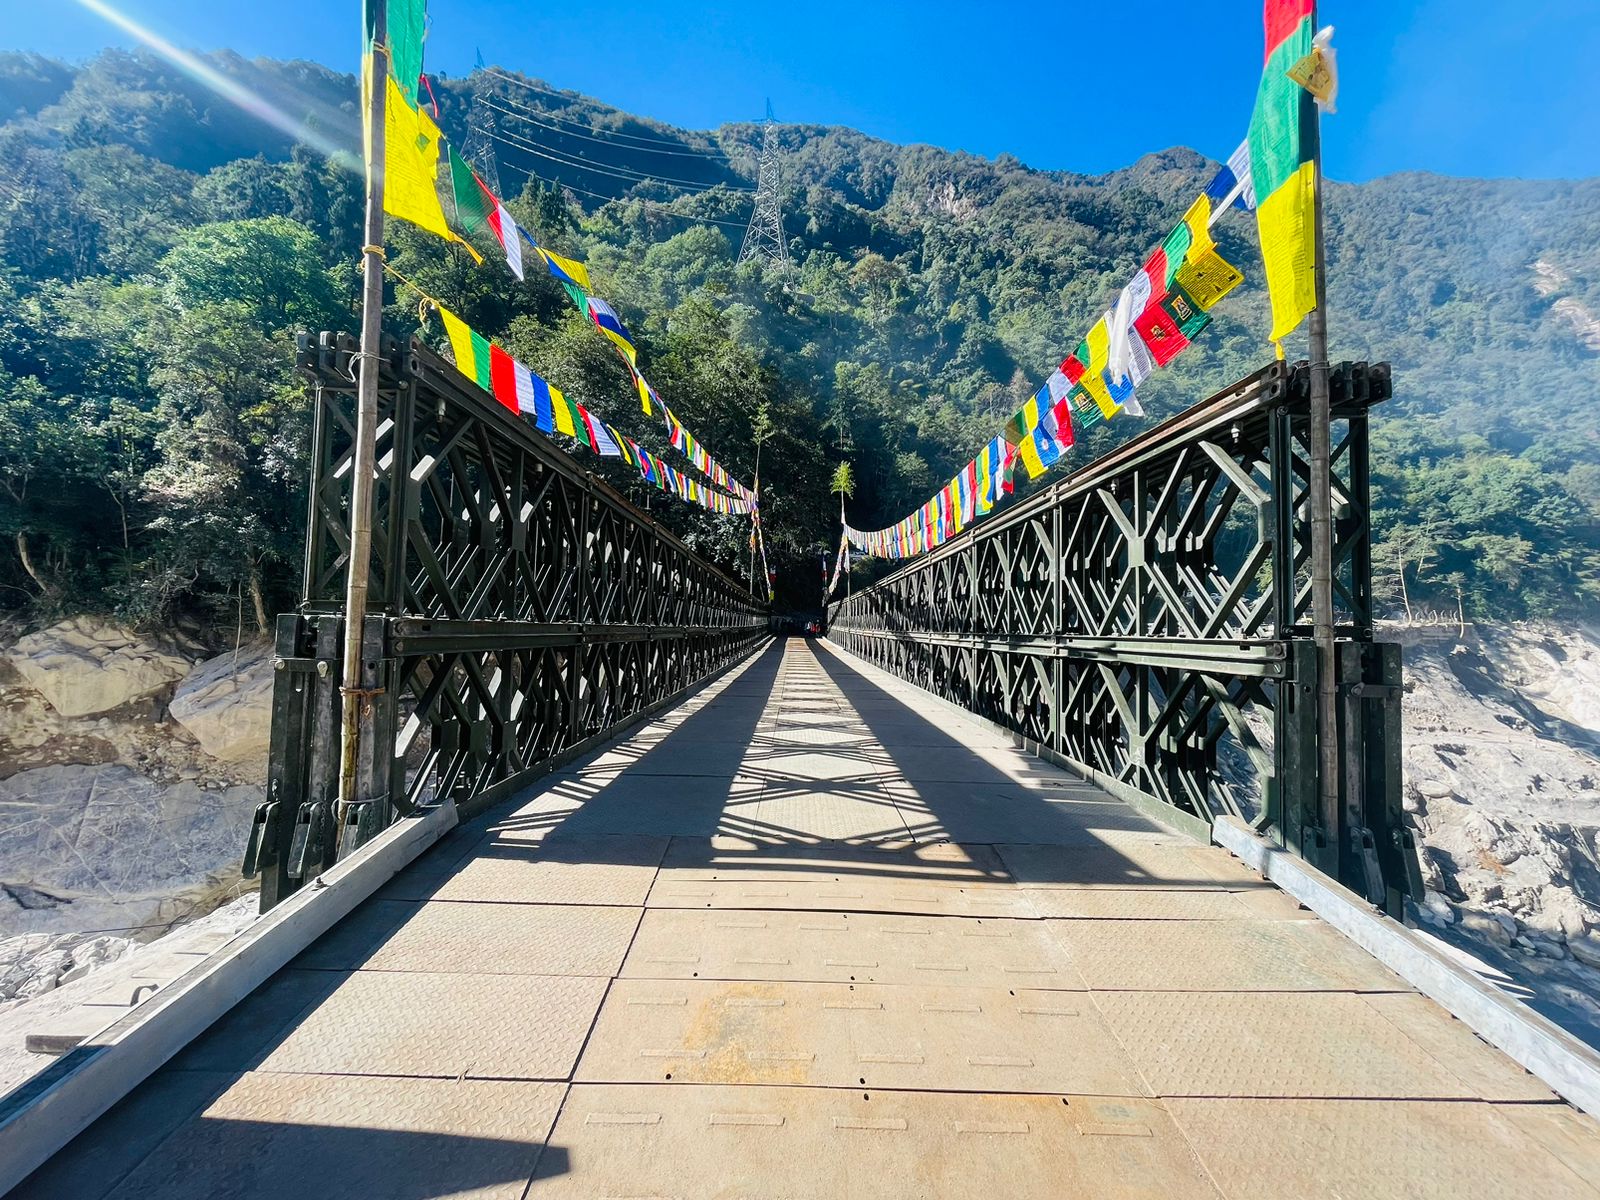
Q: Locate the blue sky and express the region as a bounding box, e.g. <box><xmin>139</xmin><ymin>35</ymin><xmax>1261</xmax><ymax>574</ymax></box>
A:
<box><xmin>12</xmin><ymin>0</ymin><xmax>1599</xmax><ymax>182</ymax></box>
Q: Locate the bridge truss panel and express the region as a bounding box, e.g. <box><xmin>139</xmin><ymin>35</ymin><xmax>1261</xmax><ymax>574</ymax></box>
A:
<box><xmin>828</xmin><ymin>362</ymin><xmax>1422</xmax><ymax>913</ymax></box>
<box><xmin>247</xmin><ymin>332</ymin><xmax>767</xmax><ymax>911</ymax></box>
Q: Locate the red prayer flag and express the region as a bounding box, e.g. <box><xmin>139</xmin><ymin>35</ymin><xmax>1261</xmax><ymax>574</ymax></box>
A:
<box><xmin>1133</xmin><ymin>302</ymin><xmax>1191</xmax><ymax>367</ymax></box>
<box><xmin>1264</xmin><ymin>0</ymin><xmax>1316</xmax><ymax>62</ymax></box>
<box><xmin>476</xmin><ymin>176</ymin><xmax>506</xmax><ymax>247</ymax></box>
<box><xmin>488</xmin><ymin>344</ymin><xmax>519</xmax><ymax>413</ymax></box>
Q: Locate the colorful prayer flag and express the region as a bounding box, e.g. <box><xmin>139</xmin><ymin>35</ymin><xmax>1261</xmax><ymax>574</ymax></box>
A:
<box><xmin>488</xmin><ymin>344</ymin><xmax>519</xmax><ymax>414</ymax></box>
<box><xmin>1205</xmin><ymin>140</ymin><xmax>1258</xmax><ymax>214</ymax></box>
<box><xmin>440</xmin><ymin>307</ymin><xmax>492</xmax><ymax>392</ymax></box>
<box><xmin>535</xmin><ymin>244</ymin><xmax>593</xmax><ymax>292</ymax></box>
<box><xmin>372</xmin><ymin>70</ymin><xmax>480</xmax><ymax>262</ymax></box>
<box><xmin>1174</xmin><ymin>246</ymin><xmax>1245</xmax><ymax>310</ymax></box>
<box><xmin>1250</xmin><ymin>0</ymin><xmax>1318</xmax><ymax>343</ymax></box>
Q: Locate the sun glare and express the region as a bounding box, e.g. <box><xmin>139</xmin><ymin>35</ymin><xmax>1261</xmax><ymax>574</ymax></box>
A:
<box><xmin>72</xmin><ymin>0</ymin><xmax>354</xmax><ymax>166</ymax></box>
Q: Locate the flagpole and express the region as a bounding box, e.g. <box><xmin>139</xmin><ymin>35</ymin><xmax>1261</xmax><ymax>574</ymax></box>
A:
<box><xmin>338</xmin><ymin>0</ymin><xmax>387</xmax><ymax>849</ymax></box>
<box><xmin>1303</xmin><ymin>3</ymin><xmax>1340</xmax><ymax>868</ymax></box>
<box><xmin>748</xmin><ymin>439</ymin><xmax>762</xmax><ymax>594</ymax></box>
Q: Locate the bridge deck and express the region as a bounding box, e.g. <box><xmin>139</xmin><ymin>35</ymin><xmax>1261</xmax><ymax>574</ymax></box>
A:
<box><xmin>18</xmin><ymin>639</ymin><xmax>1600</xmax><ymax>1198</ymax></box>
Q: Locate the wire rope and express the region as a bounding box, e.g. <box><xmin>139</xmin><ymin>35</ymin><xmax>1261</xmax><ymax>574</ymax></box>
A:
<box><xmin>490</xmin><ymin>124</ymin><xmax>755</xmax><ymax>194</ymax></box>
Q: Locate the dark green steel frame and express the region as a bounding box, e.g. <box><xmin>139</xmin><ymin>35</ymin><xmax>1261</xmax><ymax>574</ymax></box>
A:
<box><xmin>245</xmin><ymin>332</ymin><xmax>767</xmax><ymax>911</ymax></box>
<box><xmin>828</xmin><ymin>361</ymin><xmax>1422</xmax><ymax>915</ymax></box>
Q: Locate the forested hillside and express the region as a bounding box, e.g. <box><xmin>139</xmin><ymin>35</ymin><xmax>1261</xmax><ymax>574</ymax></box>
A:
<box><xmin>1</xmin><ymin>48</ymin><xmax>1596</xmax><ymax>637</ymax></box>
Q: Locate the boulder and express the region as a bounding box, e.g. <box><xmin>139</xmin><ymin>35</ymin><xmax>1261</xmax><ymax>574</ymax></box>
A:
<box><xmin>7</xmin><ymin>618</ymin><xmax>190</xmax><ymax>717</ymax></box>
<box><xmin>169</xmin><ymin>642</ymin><xmax>275</xmax><ymax>762</ymax></box>
<box><xmin>0</xmin><ymin>762</ymin><xmax>260</xmax><ymax>938</ymax></box>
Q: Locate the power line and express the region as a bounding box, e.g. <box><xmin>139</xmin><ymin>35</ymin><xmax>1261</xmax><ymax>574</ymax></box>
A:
<box><xmin>498</xmin><ymin>159</ymin><xmax>752</xmax><ymax>230</ymax></box>
<box><xmin>481</xmin><ymin>89</ymin><xmax>738</xmax><ymax>162</ymax></box>
<box><xmin>481</xmin><ymin>67</ymin><xmax>742</xmax><ymax>154</ymax></box>
<box><xmin>480</xmin><ymin>103</ymin><xmax>748</xmax><ymax>188</ymax></box>
<box><xmin>489</xmin><ymin>124</ymin><xmax>755</xmax><ymax>194</ymax></box>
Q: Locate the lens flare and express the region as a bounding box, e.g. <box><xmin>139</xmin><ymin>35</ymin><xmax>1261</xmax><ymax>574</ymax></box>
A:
<box><xmin>72</xmin><ymin>0</ymin><xmax>355</xmax><ymax>166</ymax></box>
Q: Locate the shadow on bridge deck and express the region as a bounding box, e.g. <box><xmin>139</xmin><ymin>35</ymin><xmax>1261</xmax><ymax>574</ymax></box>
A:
<box><xmin>15</xmin><ymin>637</ymin><xmax>1600</xmax><ymax>1199</ymax></box>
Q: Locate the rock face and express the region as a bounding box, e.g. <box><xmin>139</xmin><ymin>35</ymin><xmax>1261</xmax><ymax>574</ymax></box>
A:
<box><xmin>7</xmin><ymin>618</ymin><xmax>191</xmax><ymax>717</ymax></box>
<box><xmin>1393</xmin><ymin>621</ymin><xmax>1600</xmax><ymax>1045</ymax></box>
<box><xmin>0</xmin><ymin>762</ymin><xmax>259</xmax><ymax>938</ymax></box>
<box><xmin>169</xmin><ymin>642</ymin><xmax>276</xmax><ymax>762</ymax></box>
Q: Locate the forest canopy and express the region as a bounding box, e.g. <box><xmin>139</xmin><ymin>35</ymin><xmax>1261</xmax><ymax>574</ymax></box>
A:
<box><xmin>0</xmin><ymin>48</ymin><xmax>1596</xmax><ymax>640</ymax></box>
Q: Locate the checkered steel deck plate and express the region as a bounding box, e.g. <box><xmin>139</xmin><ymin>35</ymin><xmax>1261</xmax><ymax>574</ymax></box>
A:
<box><xmin>1097</xmin><ymin>991</ymin><xmax>1556</xmax><ymax>1100</ymax></box>
<box><xmin>575</xmin><ymin>979</ymin><xmax>1147</xmax><ymax>1096</ymax></box>
<box><xmin>1494</xmin><ymin>1102</ymin><xmax>1600</xmax><ymax>1191</ymax></box>
<box><xmin>756</xmin><ymin>725</ymin><xmax>886</xmax><ymax>747</ymax></box>
<box><xmin>660</xmin><ymin>836</ymin><xmax>1012</xmax><ymax>881</ymax></box>
<box><xmin>293</xmin><ymin>898</ymin><xmax>419</xmax><ymax>969</ymax></box>
<box><xmin>622</xmin><ymin>909</ymin><xmax>1085</xmax><ymax>989</ymax></box>
<box><xmin>749</xmin><ymin>785</ymin><xmax>915</xmax><ymax>842</ymax></box>
<box><xmin>257</xmin><ymin>970</ymin><xmax>607</xmax><ymax>1080</ymax></box>
<box><xmin>646</xmin><ymin>875</ymin><xmax>1038</xmax><ymax>918</ymax></box>
<box><xmin>1026</xmin><ymin>887</ymin><xmax>1312</xmax><ymax>920</ymax></box>
<box><xmin>1165</xmin><ymin>1099</ymin><xmax>1600</xmax><ymax>1200</ymax></box>
<box><xmin>995</xmin><ymin>840</ymin><xmax>1268</xmax><ymax>890</ymax></box>
<box><xmin>104</xmin><ymin>1074</ymin><xmax>564</xmax><ymax>1200</ymax></box>
<box><xmin>431</xmin><ymin>834</ymin><xmax>668</xmax><ymax>906</ymax></box>
<box><xmin>890</xmin><ymin>798</ymin><xmax>1175</xmax><ymax>847</ymax></box>
<box><xmin>165</xmin><ymin>970</ymin><xmax>345</xmax><ymax>1074</ymax></box>
<box><xmin>1049</xmin><ymin>918</ymin><xmax>1405</xmax><ymax>991</ymax></box>
<box><xmin>489</xmin><ymin>773</ymin><xmax>767</xmax><ymax>838</ymax></box>
<box><xmin>296</xmin><ymin>899</ymin><xmax>641</xmax><ymax>977</ymax></box>
<box><xmin>529</xmin><ymin>1084</ymin><xmax>1221</xmax><ymax>1200</ymax></box>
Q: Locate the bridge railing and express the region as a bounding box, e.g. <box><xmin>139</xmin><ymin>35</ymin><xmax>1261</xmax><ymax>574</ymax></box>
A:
<box><xmin>244</xmin><ymin>331</ymin><xmax>767</xmax><ymax>910</ymax></box>
<box><xmin>828</xmin><ymin>361</ymin><xmax>1422</xmax><ymax>914</ymax></box>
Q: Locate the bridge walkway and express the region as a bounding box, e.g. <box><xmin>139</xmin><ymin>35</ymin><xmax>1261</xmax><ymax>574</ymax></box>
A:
<box><xmin>16</xmin><ymin>638</ymin><xmax>1600</xmax><ymax>1198</ymax></box>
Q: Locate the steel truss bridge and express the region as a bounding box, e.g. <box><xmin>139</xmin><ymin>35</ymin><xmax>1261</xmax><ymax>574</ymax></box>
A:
<box><xmin>5</xmin><ymin>341</ymin><xmax>1599</xmax><ymax>1199</ymax></box>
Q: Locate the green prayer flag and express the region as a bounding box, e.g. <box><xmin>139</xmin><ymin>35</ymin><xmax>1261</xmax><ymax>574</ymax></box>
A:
<box><xmin>448</xmin><ymin>145</ymin><xmax>493</xmax><ymax>237</ymax></box>
<box><xmin>468</xmin><ymin>328</ymin><xmax>493</xmax><ymax>391</ymax></box>
<box><xmin>365</xmin><ymin>0</ymin><xmax>427</xmax><ymax>107</ymax></box>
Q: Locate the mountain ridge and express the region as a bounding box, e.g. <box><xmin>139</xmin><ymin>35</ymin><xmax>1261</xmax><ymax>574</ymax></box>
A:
<box><xmin>0</xmin><ymin>48</ymin><xmax>1595</xmax><ymax>624</ymax></box>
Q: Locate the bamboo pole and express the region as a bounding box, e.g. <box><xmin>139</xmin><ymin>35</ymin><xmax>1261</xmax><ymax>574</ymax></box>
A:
<box><xmin>337</xmin><ymin>0</ymin><xmax>387</xmax><ymax>847</ymax></box>
<box><xmin>1304</xmin><ymin>3</ymin><xmax>1340</xmax><ymax>866</ymax></box>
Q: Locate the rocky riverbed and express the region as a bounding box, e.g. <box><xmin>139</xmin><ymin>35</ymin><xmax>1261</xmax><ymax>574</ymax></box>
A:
<box><xmin>1395</xmin><ymin>621</ymin><xmax>1600</xmax><ymax>1042</ymax></box>
<box><xmin>0</xmin><ymin>617</ymin><xmax>272</xmax><ymax>1009</ymax></box>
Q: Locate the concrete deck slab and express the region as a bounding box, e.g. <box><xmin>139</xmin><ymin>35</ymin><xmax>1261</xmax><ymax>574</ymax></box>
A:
<box><xmin>23</xmin><ymin>636</ymin><xmax>1600</xmax><ymax>1200</ymax></box>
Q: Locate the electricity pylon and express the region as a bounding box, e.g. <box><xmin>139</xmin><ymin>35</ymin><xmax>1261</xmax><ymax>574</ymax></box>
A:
<box><xmin>738</xmin><ymin>101</ymin><xmax>793</xmax><ymax>281</ymax></box>
<box><xmin>463</xmin><ymin>87</ymin><xmax>503</xmax><ymax>198</ymax></box>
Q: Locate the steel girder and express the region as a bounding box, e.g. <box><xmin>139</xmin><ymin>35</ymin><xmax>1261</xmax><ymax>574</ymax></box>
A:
<box><xmin>246</xmin><ymin>332</ymin><xmax>767</xmax><ymax>911</ymax></box>
<box><xmin>828</xmin><ymin>362</ymin><xmax>1421</xmax><ymax>915</ymax></box>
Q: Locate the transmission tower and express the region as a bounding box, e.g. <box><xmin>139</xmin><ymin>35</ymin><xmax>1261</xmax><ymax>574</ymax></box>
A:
<box><xmin>738</xmin><ymin>101</ymin><xmax>793</xmax><ymax>280</ymax></box>
<box><xmin>463</xmin><ymin>87</ymin><xmax>503</xmax><ymax>198</ymax></box>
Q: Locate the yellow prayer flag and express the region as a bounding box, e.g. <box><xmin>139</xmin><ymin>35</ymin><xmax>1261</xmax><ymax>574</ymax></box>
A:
<box><xmin>1288</xmin><ymin>48</ymin><xmax>1337</xmax><ymax>107</ymax></box>
<box><xmin>1017</xmin><ymin>434</ymin><xmax>1047</xmax><ymax>480</ymax></box>
<box><xmin>634</xmin><ymin>370</ymin><xmax>654</xmax><ymax>415</ymax></box>
<box><xmin>1079</xmin><ymin>370</ymin><xmax>1119</xmax><ymax>421</ymax></box>
<box><xmin>538</xmin><ymin>247</ymin><xmax>592</xmax><ymax>292</ymax></box>
<box><xmin>550</xmin><ymin>386</ymin><xmax>576</xmax><ymax>436</ymax></box>
<box><xmin>1174</xmin><ymin>246</ymin><xmax>1245</xmax><ymax>310</ymax></box>
<box><xmin>1084</xmin><ymin>315</ymin><xmax>1110</xmax><ymax>374</ymax></box>
<box><xmin>1257</xmin><ymin>160</ymin><xmax>1318</xmax><ymax>343</ymax></box>
<box><xmin>1181</xmin><ymin>194</ymin><xmax>1215</xmax><ymax>261</ymax></box>
<box><xmin>369</xmin><ymin>66</ymin><xmax>481</xmax><ymax>263</ymax></box>
<box><xmin>439</xmin><ymin>308</ymin><xmax>477</xmax><ymax>381</ymax></box>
